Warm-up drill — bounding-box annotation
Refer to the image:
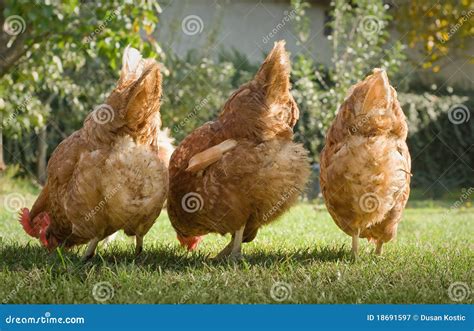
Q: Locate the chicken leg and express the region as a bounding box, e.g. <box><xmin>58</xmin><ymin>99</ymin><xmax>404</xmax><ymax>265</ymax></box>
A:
<box><xmin>351</xmin><ymin>229</ymin><xmax>360</xmax><ymax>259</ymax></box>
<box><xmin>135</xmin><ymin>235</ymin><xmax>143</xmax><ymax>255</ymax></box>
<box><xmin>214</xmin><ymin>224</ymin><xmax>245</xmax><ymax>260</ymax></box>
<box><xmin>82</xmin><ymin>237</ymin><xmax>100</xmax><ymax>261</ymax></box>
<box><xmin>375</xmin><ymin>241</ymin><xmax>383</xmax><ymax>255</ymax></box>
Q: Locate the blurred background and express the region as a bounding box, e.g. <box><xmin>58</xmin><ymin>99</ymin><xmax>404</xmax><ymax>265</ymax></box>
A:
<box><xmin>0</xmin><ymin>0</ymin><xmax>473</xmax><ymax>201</ymax></box>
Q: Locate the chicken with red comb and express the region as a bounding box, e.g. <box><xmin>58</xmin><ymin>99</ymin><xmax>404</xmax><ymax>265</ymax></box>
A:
<box><xmin>167</xmin><ymin>41</ymin><xmax>310</xmax><ymax>260</ymax></box>
<box><xmin>19</xmin><ymin>46</ymin><xmax>173</xmax><ymax>259</ymax></box>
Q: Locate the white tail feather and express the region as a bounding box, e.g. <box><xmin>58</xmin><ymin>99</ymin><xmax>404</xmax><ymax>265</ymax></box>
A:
<box><xmin>120</xmin><ymin>46</ymin><xmax>144</xmax><ymax>82</ymax></box>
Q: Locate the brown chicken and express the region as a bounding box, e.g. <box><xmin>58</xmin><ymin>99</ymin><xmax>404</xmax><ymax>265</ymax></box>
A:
<box><xmin>20</xmin><ymin>47</ymin><xmax>173</xmax><ymax>259</ymax></box>
<box><xmin>167</xmin><ymin>41</ymin><xmax>311</xmax><ymax>260</ymax></box>
<box><xmin>320</xmin><ymin>69</ymin><xmax>411</xmax><ymax>257</ymax></box>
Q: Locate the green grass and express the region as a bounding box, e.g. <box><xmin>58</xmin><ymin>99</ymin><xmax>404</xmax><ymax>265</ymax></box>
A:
<box><xmin>0</xmin><ymin>173</ymin><xmax>472</xmax><ymax>304</ymax></box>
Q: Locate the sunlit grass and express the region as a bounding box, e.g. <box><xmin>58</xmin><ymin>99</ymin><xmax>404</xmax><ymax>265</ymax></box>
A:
<box><xmin>0</xmin><ymin>175</ymin><xmax>472</xmax><ymax>304</ymax></box>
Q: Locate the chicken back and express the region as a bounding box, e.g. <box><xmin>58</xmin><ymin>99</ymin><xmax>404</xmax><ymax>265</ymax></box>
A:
<box><xmin>20</xmin><ymin>47</ymin><xmax>173</xmax><ymax>258</ymax></box>
<box><xmin>167</xmin><ymin>41</ymin><xmax>311</xmax><ymax>259</ymax></box>
<box><xmin>320</xmin><ymin>69</ymin><xmax>411</xmax><ymax>256</ymax></box>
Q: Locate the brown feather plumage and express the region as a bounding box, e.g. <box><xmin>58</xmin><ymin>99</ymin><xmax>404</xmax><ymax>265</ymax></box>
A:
<box><xmin>320</xmin><ymin>69</ymin><xmax>411</xmax><ymax>254</ymax></box>
<box><xmin>24</xmin><ymin>47</ymin><xmax>173</xmax><ymax>252</ymax></box>
<box><xmin>167</xmin><ymin>41</ymin><xmax>311</xmax><ymax>254</ymax></box>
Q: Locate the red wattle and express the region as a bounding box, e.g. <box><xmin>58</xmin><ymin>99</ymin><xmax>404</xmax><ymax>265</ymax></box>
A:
<box><xmin>177</xmin><ymin>235</ymin><xmax>203</xmax><ymax>251</ymax></box>
<box><xmin>39</xmin><ymin>229</ymin><xmax>49</xmax><ymax>247</ymax></box>
<box><xmin>19</xmin><ymin>208</ymin><xmax>38</xmax><ymax>238</ymax></box>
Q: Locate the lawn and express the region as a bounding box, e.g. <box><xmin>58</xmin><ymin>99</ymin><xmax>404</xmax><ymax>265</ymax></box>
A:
<box><xmin>0</xmin><ymin>172</ymin><xmax>472</xmax><ymax>304</ymax></box>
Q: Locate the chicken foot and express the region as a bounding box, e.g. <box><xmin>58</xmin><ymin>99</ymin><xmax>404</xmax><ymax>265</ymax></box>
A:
<box><xmin>214</xmin><ymin>224</ymin><xmax>245</xmax><ymax>261</ymax></box>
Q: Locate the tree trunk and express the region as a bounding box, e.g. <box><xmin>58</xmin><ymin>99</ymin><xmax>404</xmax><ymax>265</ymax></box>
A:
<box><xmin>36</xmin><ymin>125</ymin><xmax>48</xmax><ymax>184</ymax></box>
<box><xmin>0</xmin><ymin>0</ymin><xmax>30</xmax><ymax>79</ymax></box>
<box><xmin>0</xmin><ymin>127</ymin><xmax>6</xmax><ymax>171</ymax></box>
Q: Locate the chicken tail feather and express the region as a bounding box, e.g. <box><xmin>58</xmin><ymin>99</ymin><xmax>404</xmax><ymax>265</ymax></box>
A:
<box><xmin>186</xmin><ymin>139</ymin><xmax>238</xmax><ymax>172</ymax></box>
<box><xmin>255</xmin><ymin>41</ymin><xmax>291</xmax><ymax>105</ymax></box>
<box><xmin>116</xmin><ymin>47</ymin><xmax>162</xmax><ymax>141</ymax></box>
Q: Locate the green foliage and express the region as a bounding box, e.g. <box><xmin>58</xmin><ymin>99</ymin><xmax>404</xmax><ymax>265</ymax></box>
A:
<box><xmin>393</xmin><ymin>0</ymin><xmax>474</xmax><ymax>71</ymax></box>
<box><xmin>400</xmin><ymin>92</ymin><xmax>473</xmax><ymax>193</ymax></box>
<box><xmin>0</xmin><ymin>164</ymin><xmax>39</xmax><ymax>196</ymax></box>
<box><xmin>0</xmin><ymin>0</ymin><xmax>162</xmax><ymax>174</ymax></box>
<box><xmin>1</xmin><ymin>0</ymin><xmax>161</xmax><ymax>136</ymax></box>
<box><xmin>161</xmin><ymin>51</ymin><xmax>244</xmax><ymax>142</ymax></box>
<box><xmin>290</xmin><ymin>0</ymin><xmax>406</xmax><ymax>162</ymax></box>
<box><xmin>218</xmin><ymin>48</ymin><xmax>258</xmax><ymax>87</ymax></box>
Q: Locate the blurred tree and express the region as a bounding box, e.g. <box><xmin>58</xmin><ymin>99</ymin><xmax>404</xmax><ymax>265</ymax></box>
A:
<box><xmin>0</xmin><ymin>0</ymin><xmax>162</xmax><ymax>176</ymax></box>
<box><xmin>291</xmin><ymin>0</ymin><xmax>406</xmax><ymax>162</ymax></box>
<box><xmin>161</xmin><ymin>51</ymin><xmax>240</xmax><ymax>143</ymax></box>
<box><xmin>393</xmin><ymin>0</ymin><xmax>474</xmax><ymax>72</ymax></box>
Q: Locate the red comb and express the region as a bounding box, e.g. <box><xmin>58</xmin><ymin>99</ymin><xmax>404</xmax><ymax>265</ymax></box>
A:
<box><xmin>177</xmin><ymin>235</ymin><xmax>203</xmax><ymax>251</ymax></box>
<box><xmin>19</xmin><ymin>208</ymin><xmax>38</xmax><ymax>238</ymax></box>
